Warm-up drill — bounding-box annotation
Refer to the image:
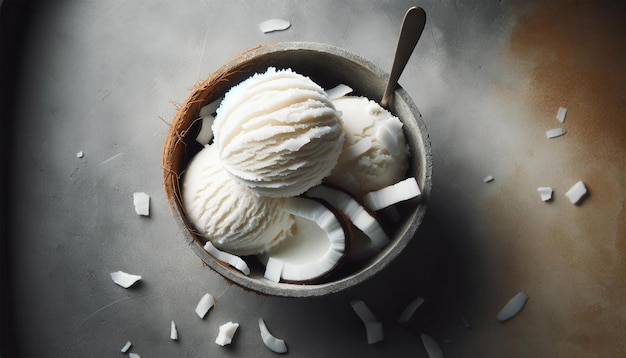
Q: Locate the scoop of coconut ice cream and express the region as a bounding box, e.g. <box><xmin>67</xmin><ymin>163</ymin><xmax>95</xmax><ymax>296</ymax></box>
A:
<box><xmin>325</xmin><ymin>96</ymin><xmax>409</xmax><ymax>196</ymax></box>
<box><xmin>212</xmin><ymin>67</ymin><xmax>344</xmax><ymax>198</ymax></box>
<box><xmin>182</xmin><ymin>144</ymin><xmax>294</xmax><ymax>256</ymax></box>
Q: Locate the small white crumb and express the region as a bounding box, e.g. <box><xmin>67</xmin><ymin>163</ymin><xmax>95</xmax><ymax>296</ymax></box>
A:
<box><xmin>421</xmin><ymin>333</ymin><xmax>444</xmax><ymax>358</ymax></box>
<box><xmin>546</xmin><ymin>128</ymin><xmax>566</xmax><ymax>139</ymax></box>
<box><xmin>215</xmin><ymin>321</ymin><xmax>239</xmax><ymax>346</ymax></box>
<box><xmin>76</xmin><ymin>151</ymin><xmax>84</xmax><ymax>158</ymax></box>
<box><xmin>132</xmin><ymin>192</ymin><xmax>150</xmax><ymax>216</ymax></box>
<box><xmin>110</xmin><ymin>271</ymin><xmax>141</xmax><ymax>288</ymax></box>
<box><xmin>496</xmin><ymin>291</ymin><xmax>528</xmax><ymax>321</ymax></box>
<box><xmin>556</xmin><ymin>107</ymin><xmax>567</xmax><ymax>123</ymax></box>
<box><xmin>565</xmin><ymin>180</ymin><xmax>587</xmax><ymax>204</ymax></box>
<box><xmin>170</xmin><ymin>320</ymin><xmax>178</xmax><ymax>340</ymax></box>
<box><xmin>129</xmin><ymin>353</ymin><xmax>140</xmax><ymax>358</ymax></box>
<box><xmin>120</xmin><ymin>340</ymin><xmax>132</xmax><ymax>353</ymax></box>
<box><xmin>195</xmin><ymin>293</ymin><xmax>215</xmax><ymax>319</ymax></box>
<box><xmin>259</xmin><ymin>19</ymin><xmax>291</xmax><ymax>33</ymax></box>
<box><xmin>483</xmin><ymin>175</ymin><xmax>494</xmax><ymax>183</ymax></box>
<box><xmin>537</xmin><ymin>187</ymin><xmax>553</xmax><ymax>201</ymax></box>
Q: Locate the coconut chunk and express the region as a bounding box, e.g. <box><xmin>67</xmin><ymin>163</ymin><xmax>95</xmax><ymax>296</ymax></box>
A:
<box><xmin>350</xmin><ymin>300</ymin><xmax>384</xmax><ymax>344</ymax></box>
<box><xmin>132</xmin><ymin>192</ymin><xmax>150</xmax><ymax>216</ymax></box>
<box><xmin>170</xmin><ymin>320</ymin><xmax>178</xmax><ymax>340</ymax></box>
<box><xmin>203</xmin><ymin>241</ymin><xmax>250</xmax><ymax>275</ymax></box>
<box><xmin>215</xmin><ymin>321</ymin><xmax>239</xmax><ymax>346</ymax></box>
<box><xmin>496</xmin><ymin>291</ymin><xmax>528</xmax><ymax>321</ymax></box>
<box><xmin>129</xmin><ymin>353</ymin><xmax>140</xmax><ymax>358</ymax></box>
<box><xmin>398</xmin><ymin>296</ymin><xmax>425</xmax><ymax>323</ymax></box>
<box><xmin>556</xmin><ymin>106</ymin><xmax>567</xmax><ymax>123</ymax></box>
<box><xmin>76</xmin><ymin>151</ymin><xmax>84</xmax><ymax>158</ymax></box>
<box><xmin>421</xmin><ymin>333</ymin><xmax>444</xmax><ymax>358</ymax></box>
<box><xmin>195</xmin><ymin>116</ymin><xmax>214</xmax><ymax>145</ymax></box>
<box><xmin>263</xmin><ymin>257</ymin><xmax>284</xmax><ymax>283</ymax></box>
<box><xmin>325</xmin><ymin>84</ymin><xmax>353</xmax><ymax>100</ymax></box>
<box><xmin>259</xmin><ymin>318</ymin><xmax>288</xmax><ymax>354</ymax></box>
<box><xmin>110</xmin><ymin>271</ymin><xmax>141</xmax><ymax>288</ymax></box>
<box><xmin>120</xmin><ymin>340</ymin><xmax>132</xmax><ymax>353</ymax></box>
<box><xmin>195</xmin><ymin>293</ymin><xmax>215</xmax><ymax>319</ymax></box>
<box><xmin>537</xmin><ymin>187</ymin><xmax>553</xmax><ymax>201</ymax></box>
<box><xmin>199</xmin><ymin>97</ymin><xmax>222</xmax><ymax>118</ymax></box>
<box><xmin>259</xmin><ymin>19</ymin><xmax>291</xmax><ymax>33</ymax></box>
<box><xmin>483</xmin><ymin>175</ymin><xmax>494</xmax><ymax>183</ymax></box>
<box><xmin>565</xmin><ymin>180</ymin><xmax>587</xmax><ymax>204</ymax></box>
<box><xmin>546</xmin><ymin>128</ymin><xmax>566</xmax><ymax>139</ymax></box>
<box><xmin>363</xmin><ymin>177</ymin><xmax>421</xmax><ymax>211</ymax></box>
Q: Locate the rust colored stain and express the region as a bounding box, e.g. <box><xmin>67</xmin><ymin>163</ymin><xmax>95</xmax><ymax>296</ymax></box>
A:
<box><xmin>476</xmin><ymin>2</ymin><xmax>625</xmax><ymax>357</ymax></box>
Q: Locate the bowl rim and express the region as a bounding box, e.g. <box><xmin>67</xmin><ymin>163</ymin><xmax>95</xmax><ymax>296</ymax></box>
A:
<box><xmin>162</xmin><ymin>41</ymin><xmax>432</xmax><ymax>297</ymax></box>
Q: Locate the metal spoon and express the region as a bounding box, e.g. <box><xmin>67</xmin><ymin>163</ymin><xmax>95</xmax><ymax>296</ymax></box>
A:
<box><xmin>380</xmin><ymin>6</ymin><xmax>427</xmax><ymax>109</ymax></box>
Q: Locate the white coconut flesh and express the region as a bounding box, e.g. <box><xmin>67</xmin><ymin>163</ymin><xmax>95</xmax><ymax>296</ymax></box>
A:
<box><xmin>261</xmin><ymin>197</ymin><xmax>349</xmax><ymax>283</ymax></box>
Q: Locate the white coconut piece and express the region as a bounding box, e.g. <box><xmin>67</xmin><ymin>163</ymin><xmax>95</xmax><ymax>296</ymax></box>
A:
<box><xmin>129</xmin><ymin>354</ymin><xmax>140</xmax><ymax>358</ymax></box>
<box><xmin>339</xmin><ymin>138</ymin><xmax>372</xmax><ymax>162</ymax></box>
<box><xmin>110</xmin><ymin>271</ymin><xmax>141</xmax><ymax>288</ymax></box>
<box><xmin>76</xmin><ymin>151</ymin><xmax>84</xmax><ymax>158</ymax></box>
<box><xmin>120</xmin><ymin>340</ymin><xmax>132</xmax><ymax>353</ymax></box>
<box><xmin>376</xmin><ymin>123</ymin><xmax>402</xmax><ymax>156</ymax></box>
<box><xmin>421</xmin><ymin>333</ymin><xmax>444</xmax><ymax>358</ymax></box>
<box><xmin>546</xmin><ymin>128</ymin><xmax>566</xmax><ymax>139</ymax></box>
<box><xmin>306</xmin><ymin>185</ymin><xmax>389</xmax><ymax>249</ymax></box>
<box><xmin>132</xmin><ymin>192</ymin><xmax>150</xmax><ymax>216</ymax></box>
<box><xmin>261</xmin><ymin>197</ymin><xmax>348</xmax><ymax>283</ymax></box>
<box><xmin>203</xmin><ymin>241</ymin><xmax>250</xmax><ymax>275</ymax></box>
<box><xmin>259</xmin><ymin>19</ymin><xmax>291</xmax><ymax>33</ymax></box>
<box><xmin>325</xmin><ymin>83</ymin><xmax>353</xmax><ymax>100</ymax></box>
<box><xmin>398</xmin><ymin>296</ymin><xmax>425</xmax><ymax>323</ymax></box>
<box><xmin>350</xmin><ymin>300</ymin><xmax>384</xmax><ymax>344</ymax></box>
<box><xmin>496</xmin><ymin>291</ymin><xmax>528</xmax><ymax>321</ymax></box>
<box><xmin>215</xmin><ymin>321</ymin><xmax>239</xmax><ymax>346</ymax></box>
<box><xmin>195</xmin><ymin>116</ymin><xmax>214</xmax><ymax>145</ymax></box>
<box><xmin>195</xmin><ymin>293</ymin><xmax>215</xmax><ymax>319</ymax></box>
<box><xmin>483</xmin><ymin>175</ymin><xmax>494</xmax><ymax>183</ymax></box>
<box><xmin>263</xmin><ymin>257</ymin><xmax>284</xmax><ymax>283</ymax></box>
<box><xmin>199</xmin><ymin>97</ymin><xmax>222</xmax><ymax>118</ymax></box>
<box><xmin>363</xmin><ymin>177</ymin><xmax>421</xmax><ymax>211</ymax></box>
<box><xmin>170</xmin><ymin>320</ymin><xmax>178</xmax><ymax>340</ymax></box>
<box><xmin>565</xmin><ymin>180</ymin><xmax>587</xmax><ymax>204</ymax></box>
<box><xmin>259</xmin><ymin>318</ymin><xmax>288</xmax><ymax>354</ymax></box>
<box><xmin>556</xmin><ymin>106</ymin><xmax>567</xmax><ymax>123</ymax></box>
<box><xmin>537</xmin><ymin>187</ymin><xmax>553</xmax><ymax>201</ymax></box>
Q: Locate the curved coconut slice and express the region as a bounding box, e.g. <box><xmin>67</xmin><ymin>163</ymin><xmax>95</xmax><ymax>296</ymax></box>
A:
<box><xmin>325</xmin><ymin>83</ymin><xmax>353</xmax><ymax>100</ymax></box>
<box><xmin>259</xmin><ymin>318</ymin><xmax>288</xmax><ymax>354</ymax></box>
<box><xmin>421</xmin><ymin>333</ymin><xmax>444</xmax><ymax>358</ymax></box>
<box><xmin>261</xmin><ymin>197</ymin><xmax>349</xmax><ymax>283</ymax></box>
<box><xmin>363</xmin><ymin>177</ymin><xmax>421</xmax><ymax>211</ymax></box>
<box><xmin>398</xmin><ymin>296</ymin><xmax>425</xmax><ymax>323</ymax></box>
<box><xmin>110</xmin><ymin>271</ymin><xmax>142</xmax><ymax>288</ymax></box>
<box><xmin>306</xmin><ymin>184</ymin><xmax>389</xmax><ymax>250</ymax></box>
<box><xmin>496</xmin><ymin>291</ymin><xmax>528</xmax><ymax>321</ymax></box>
<box><xmin>203</xmin><ymin>241</ymin><xmax>250</xmax><ymax>275</ymax></box>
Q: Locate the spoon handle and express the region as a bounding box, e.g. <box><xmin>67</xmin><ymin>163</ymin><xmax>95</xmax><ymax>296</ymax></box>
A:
<box><xmin>381</xmin><ymin>6</ymin><xmax>426</xmax><ymax>109</ymax></box>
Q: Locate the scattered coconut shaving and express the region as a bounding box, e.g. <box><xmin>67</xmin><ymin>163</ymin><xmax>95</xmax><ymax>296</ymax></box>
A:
<box><xmin>496</xmin><ymin>291</ymin><xmax>528</xmax><ymax>321</ymax></box>
<box><xmin>483</xmin><ymin>175</ymin><xmax>494</xmax><ymax>183</ymax></box>
<box><xmin>259</xmin><ymin>19</ymin><xmax>291</xmax><ymax>33</ymax></box>
<box><xmin>565</xmin><ymin>180</ymin><xmax>587</xmax><ymax>204</ymax></box>
<box><xmin>398</xmin><ymin>296</ymin><xmax>425</xmax><ymax>323</ymax></box>
<box><xmin>203</xmin><ymin>241</ymin><xmax>250</xmax><ymax>275</ymax></box>
<box><xmin>121</xmin><ymin>340</ymin><xmax>132</xmax><ymax>353</ymax></box>
<box><xmin>195</xmin><ymin>293</ymin><xmax>215</xmax><ymax>319</ymax></box>
<box><xmin>132</xmin><ymin>192</ymin><xmax>150</xmax><ymax>216</ymax></box>
<box><xmin>129</xmin><ymin>353</ymin><xmax>140</xmax><ymax>358</ymax></box>
<box><xmin>170</xmin><ymin>320</ymin><xmax>178</xmax><ymax>340</ymax></box>
<box><xmin>421</xmin><ymin>333</ymin><xmax>444</xmax><ymax>358</ymax></box>
<box><xmin>545</xmin><ymin>128</ymin><xmax>566</xmax><ymax>139</ymax></box>
<box><xmin>76</xmin><ymin>151</ymin><xmax>84</xmax><ymax>158</ymax></box>
<box><xmin>195</xmin><ymin>116</ymin><xmax>214</xmax><ymax>145</ymax></box>
<box><xmin>537</xmin><ymin>187</ymin><xmax>553</xmax><ymax>201</ymax></box>
<box><xmin>556</xmin><ymin>106</ymin><xmax>567</xmax><ymax>123</ymax></box>
<box><xmin>110</xmin><ymin>271</ymin><xmax>141</xmax><ymax>288</ymax></box>
<box><xmin>350</xmin><ymin>300</ymin><xmax>384</xmax><ymax>344</ymax></box>
<box><xmin>325</xmin><ymin>84</ymin><xmax>353</xmax><ymax>100</ymax></box>
<box><xmin>215</xmin><ymin>321</ymin><xmax>239</xmax><ymax>346</ymax></box>
<box><xmin>363</xmin><ymin>177</ymin><xmax>421</xmax><ymax>211</ymax></box>
<box><xmin>259</xmin><ymin>318</ymin><xmax>288</xmax><ymax>354</ymax></box>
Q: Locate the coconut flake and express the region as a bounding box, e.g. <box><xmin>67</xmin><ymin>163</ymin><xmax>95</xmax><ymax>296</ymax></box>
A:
<box><xmin>259</xmin><ymin>318</ymin><xmax>288</xmax><ymax>354</ymax></box>
<box><xmin>496</xmin><ymin>291</ymin><xmax>528</xmax><ymax>321</ymax></box>
<box><xmin>421</xmin><ymin>333</ymin><xmax>444</xmax><ymax>358</ymax></box>
<box><xmin>76</xmin><ymin>151</ymin><xmax>84</xmax><ymax>158</ymax></box>
<box><xmin>325</xmin><ymin>84</ymin><xmax>353</xmax><ymax>100</ymax></box>
<box><xmin>170</xmin><ymin>320</ymin><xmax>178</xmax><ymax>340</ymax></box>
<box><xmin>129</xmin><ymin>354</ymin><xmax>140</xmax><ymax>358</ymax></box>
<box><xmin>195</xmin><ymin>116</ymin><xmax>214</xmax><ymax>145</ymax></box>
<box><xmin>537</xmin><ymin>187</ymin><xmax>553</xmax><ymax>201</ymax></box>
<box><xmin>556</xmin><ymin>106</ymin><xmax>567</xmax><ymax>123</ymax></box>
<box><xmin>120</xmin><ymin>341</ymin><xmax>132</xmax><ymax>353</ymax></box>
<box><xmin>264</xmin><ymin>257</ymin><xmax>284</xmax><ymax>283</ymax></box>
<box><xmin>199</xmin><ymin>97</ymin><xmax>222</xmax><ymax>117</ymax></box>
<box><xmin>350</xmin><ymin>300</ymin><xmax>384</xmax><ymax>344</ymax></box>
<box><xmin>483</xmin><ymin>175</ymin><xmax>494</xmax><ymax>183</ymax></box>
<box><xmin>132</xmin><ymin>192</ymin><xmax>150</xmax><ymax>216</ymax></box>
<box><xmin>398</xmin><ymin>296</ymin><xmax>425</xmax><ymax>323</ymax></box>
<box><xmin>215</xmin><ymin>321</ymin><xmax>239</xmax><ymax>346</ymax></box>
<box><xmin>546</xmin><ymin>128</ymin><xmax>566</xmax><ymax>139</ymax></box>
<box><xmin>203</xmin><ymin>241</ymin><xmax>250</xmax><ymax>275</ymax></box>
<box><xmin>363</xmin><ymin>177</ymin><xmax>421</xmax><ymax>211</ymax></box>
<box><xmin>565</xmin><ymin>180</ymin><xmax>587</xmax><ymax>204</ymax></box>
<box><xmin>110</xmin><ymin>271</ymin><xmax>141</xmax><ymax>288</ymax></box>
<box><xmin>195</xmin><ymin>293</ymin><xmax>215</xmax><ymax>319</ymax></box>
<box><xmin>259</xmin><ymin>19</ymin><xmax>291</xmax><ymax>33</ymax></box>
